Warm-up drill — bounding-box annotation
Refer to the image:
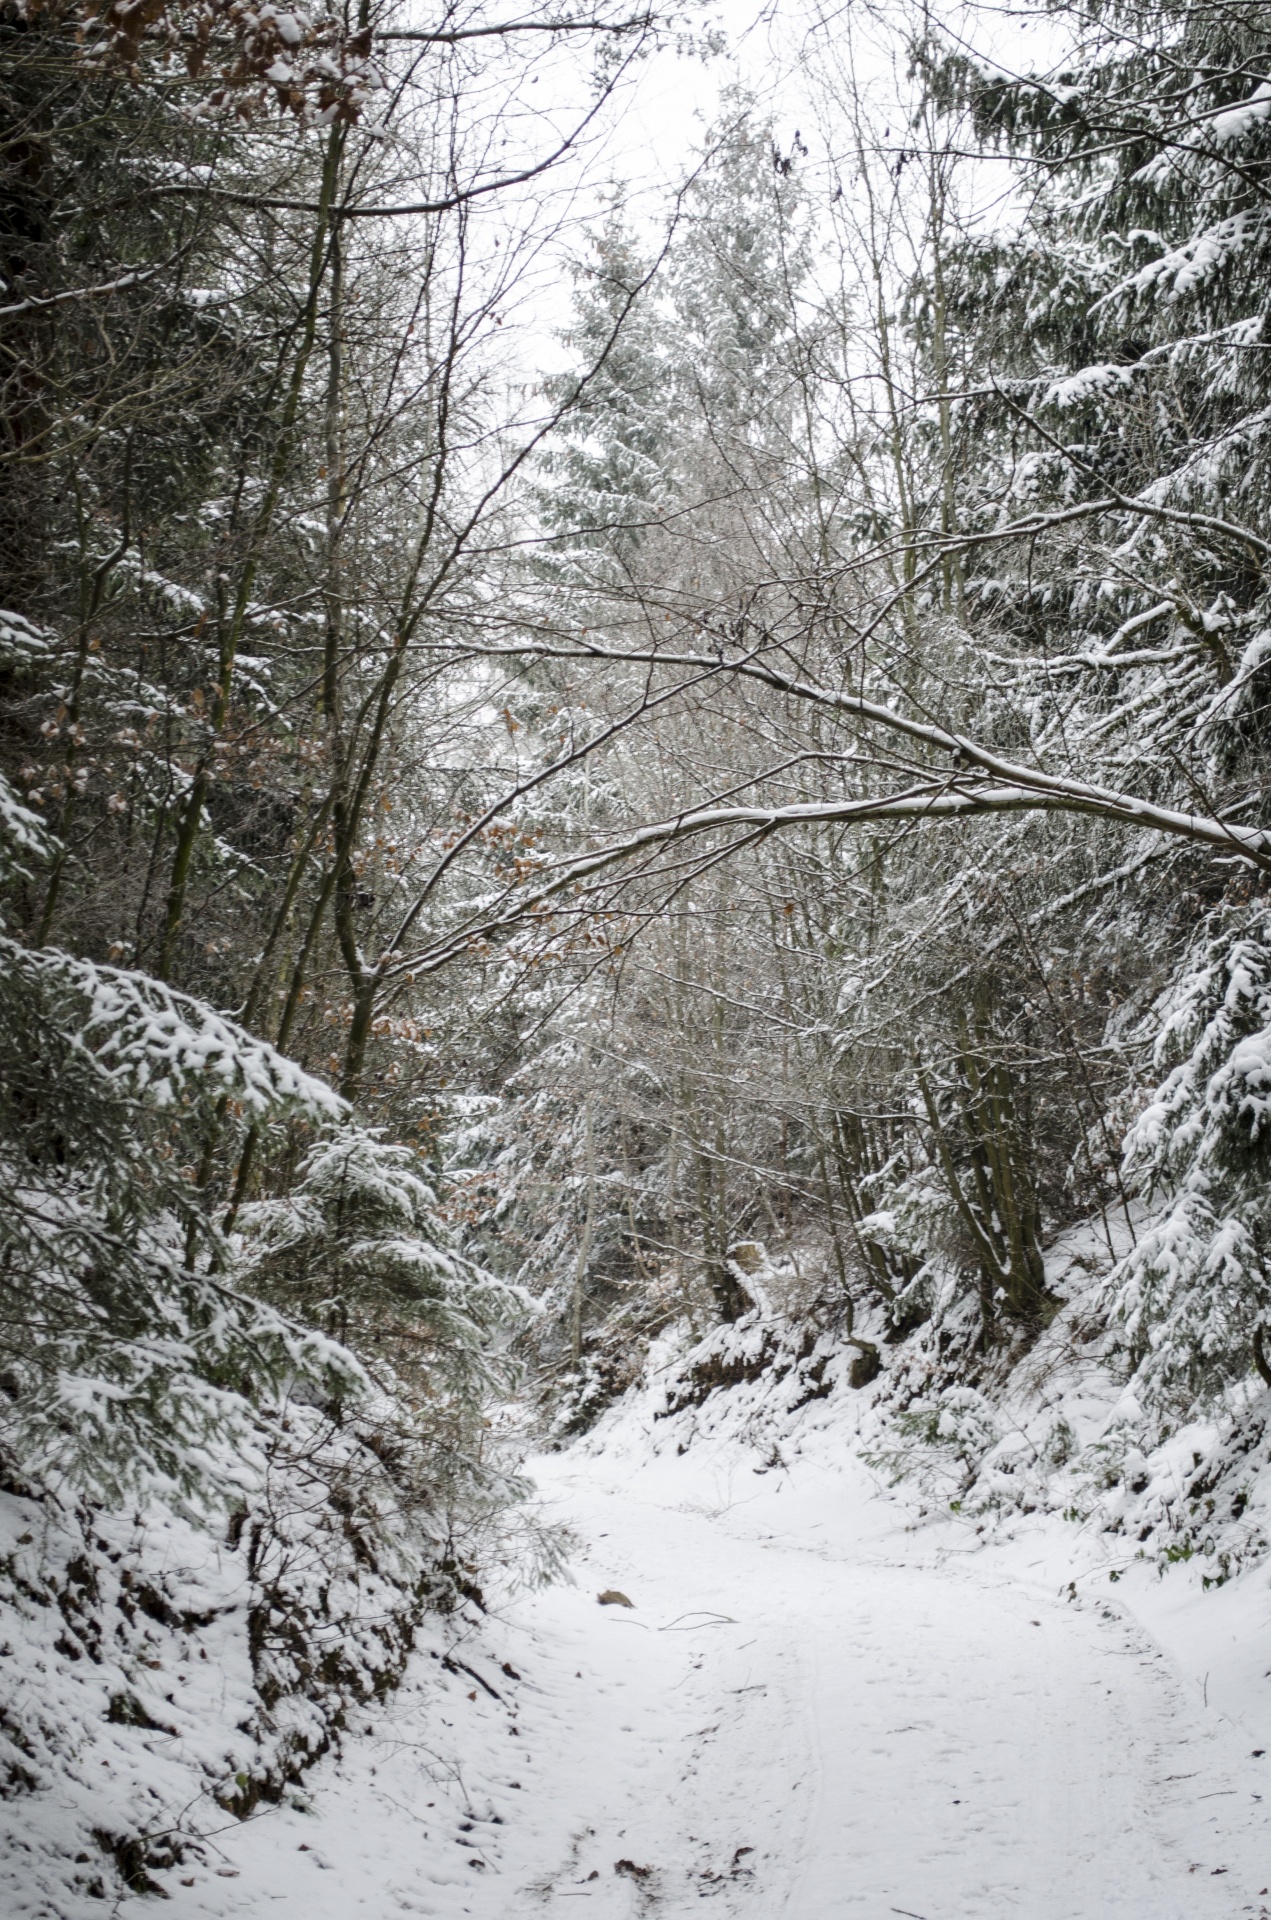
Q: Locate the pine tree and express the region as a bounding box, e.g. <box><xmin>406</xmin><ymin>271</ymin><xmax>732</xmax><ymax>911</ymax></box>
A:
<box><xmin>537</xmin><ymin>204</ymin><xmax>678</xmax><ymax>579</ymax></box>
<box><xmin>0</xmin><ymin>773</ymin><xmax>364</xmax><ymax>1508</ymax></box>
<box><xmin>1103</xmin><ymin>895</ymin><xmax>1271</xmax><ymax>1415</ymax></box>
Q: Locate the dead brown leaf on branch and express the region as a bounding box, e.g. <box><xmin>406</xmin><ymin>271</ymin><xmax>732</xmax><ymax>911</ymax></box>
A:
<box><xmin>24</xmin><ymin>0</ymin><xmax>382</xmax><ymax>120</ymax></box>
<box><xmin>25</xmin><ymin>0</ymin><xmax>664</xmax><ymax>124</ymax></box>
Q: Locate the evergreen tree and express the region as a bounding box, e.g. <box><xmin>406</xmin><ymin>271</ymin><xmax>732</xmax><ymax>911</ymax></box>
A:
<box><xmin>537</xmin><ymin>204</ymin><xmax>678</xmax><ymax>577</ymax></box>
<box><xmin>0</xmin><ymin>773</ymin><xmax>362</xmax><ymax>1507</ymax></box>
<box><xmin>1103</xmin><ymin>895</ymin><xmax>1271</xmax><ymax>1415</ymax></box>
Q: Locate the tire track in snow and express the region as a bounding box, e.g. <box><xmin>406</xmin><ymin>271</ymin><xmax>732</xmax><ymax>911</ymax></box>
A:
<box><xmin>138</xmin><ymin>1442</ymin><xmax>1271</xmax><ymax>1920</ymax></box>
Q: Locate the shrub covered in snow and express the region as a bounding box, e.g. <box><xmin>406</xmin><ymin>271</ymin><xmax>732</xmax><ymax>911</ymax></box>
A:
<box><xmin>0</xmin><ymin>933</ymin><xmax>356</xmax><ymax>1512</ymax></box>
<box><xmin>1100</xmin><ymin>903</ymin><xmax>1271</xmax><ymax>1420</ymax></box>
<box><xmin>0</xmin><ymin>794</ymin><xmax>537</xmax><ymax>1906</ymax></box>
<box><xmin>0</xmin><ymin>1399</ymin><xmax>455</xmax><ymax>1913</ymax></box>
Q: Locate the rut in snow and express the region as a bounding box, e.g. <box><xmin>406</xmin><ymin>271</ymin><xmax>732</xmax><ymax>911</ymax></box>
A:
<box><xmin>137</xmin><ymin>1433</ymin><xmax>1271</xmax><ymax>1920</ymax></box>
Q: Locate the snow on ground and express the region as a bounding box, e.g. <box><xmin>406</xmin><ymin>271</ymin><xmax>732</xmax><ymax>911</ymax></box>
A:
<box><xmin>125</xmin><ymin>1383</ymin><xmax>1271</xmax><ymax>1920</ymax></box>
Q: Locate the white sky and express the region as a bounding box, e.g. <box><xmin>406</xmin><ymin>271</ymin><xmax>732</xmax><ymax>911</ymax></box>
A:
<box><xmin>456</xmin><ymin>0</ymin><xmax>1074</xmax><ymax>395</ymax></box>
<box><xmin>490</xmin><ymin>0</ymin><xmax>841</xmax><ymax>377</ymax></box>
<box><xmin>586</xmin><ymin>1</ymin><xmax>1066</xmax><ymax>215</ymax></box>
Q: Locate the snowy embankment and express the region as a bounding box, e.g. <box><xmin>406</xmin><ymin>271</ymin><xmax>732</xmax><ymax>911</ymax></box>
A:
<box><xmin>0</xmin><ymin>1412</ymin><xmax>437</xmax><ymax>1918</ymax></box>
<box><xmin>55</xmin><ymin>1303</ymin><xmax>1271</xmax><ymax>1920</ymax></box>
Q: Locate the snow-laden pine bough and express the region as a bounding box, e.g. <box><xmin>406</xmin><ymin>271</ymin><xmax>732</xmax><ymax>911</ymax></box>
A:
<box><xmin>0</xmin><ymin>775</ymin><xmax>547</xmax><ymax>1907</ymax></box>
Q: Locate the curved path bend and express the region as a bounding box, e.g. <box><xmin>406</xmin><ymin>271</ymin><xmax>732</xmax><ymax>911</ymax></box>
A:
<box><xmin>150</xmin><ymin>1439</ymin><xmax>1271</xmax><ymax>1920</ymax></box>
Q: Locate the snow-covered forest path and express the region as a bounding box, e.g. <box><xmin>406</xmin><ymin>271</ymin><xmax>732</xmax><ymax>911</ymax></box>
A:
<box><xmin>145</xmin><ymin>1439</ymin><xmax>1271</xmax><ymax>1920</ymax></box>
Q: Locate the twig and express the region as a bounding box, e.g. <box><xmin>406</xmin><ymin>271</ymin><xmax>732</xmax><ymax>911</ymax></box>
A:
<box><xmin>441</xmin><ymin>1655</ymin><xmax>502</xmax><ymax>1702</ymax></box>
<box><xmin>658</xmin><ymin>1611</ymin><xmax>738</xmax><ymax>1630</ymax></box>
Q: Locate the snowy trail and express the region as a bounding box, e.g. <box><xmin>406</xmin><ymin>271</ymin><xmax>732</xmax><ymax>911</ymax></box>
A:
<box><xmin>142</xmin><ymin>1440</ymin><xmax>1271</xmax><ymax>1920</ymax></box>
